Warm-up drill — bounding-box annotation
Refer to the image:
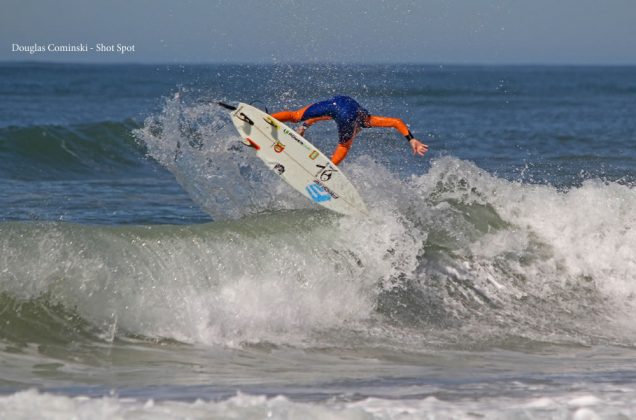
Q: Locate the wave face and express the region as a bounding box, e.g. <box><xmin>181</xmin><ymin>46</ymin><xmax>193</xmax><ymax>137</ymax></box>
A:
<box><xmin>0</xmin><ymin>121</ymin><xmax>149</xmax><ymax>180</ymax></box>
<box><xmin>2</xmin><ymin>155</ymin><xmax>635</xmax><ymax>350</ymax></box>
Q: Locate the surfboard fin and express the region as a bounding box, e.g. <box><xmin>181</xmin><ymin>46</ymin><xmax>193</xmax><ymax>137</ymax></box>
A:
<box><xmin>237</xmin><ymin>113</ymin><xmax>254</xmax><ymax>126</ymax></box>
<box><xmin>241</xmin><ymin>137</ymin><xmax>260</xmax><ymax>150</ymax></box>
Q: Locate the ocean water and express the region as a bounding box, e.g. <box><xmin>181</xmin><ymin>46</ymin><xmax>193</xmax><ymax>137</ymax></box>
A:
<box><xmin>1</xmin><ymin>62</ymin><xmax>635</xmax><ymax>419</ymax></box>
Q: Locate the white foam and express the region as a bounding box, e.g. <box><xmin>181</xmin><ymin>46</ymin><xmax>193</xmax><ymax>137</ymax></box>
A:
<box><xmin>572</xmin><ymin>408</ymin><xmax>601</xmax><ymax>420</ymax></box>
<box><xmin>1</xmin><ymin>389</ymin><xmax>634</xmax><ymax>420</ymax></box>
<box><xmin>568</xmin><ymin>395</ymin><xmax>601</xmax><ymax>407</ymax></box>
<box><xmin>408</xmin><ymin>156</ymin><xmax>636</xmax><ymax>343</ymax></box>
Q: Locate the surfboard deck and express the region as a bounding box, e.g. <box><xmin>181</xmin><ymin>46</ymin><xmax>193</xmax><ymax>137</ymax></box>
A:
<box><xmin>224</xmin><ymin>102</ymin><xmax>367</xmax><ymax>216</ymax></box>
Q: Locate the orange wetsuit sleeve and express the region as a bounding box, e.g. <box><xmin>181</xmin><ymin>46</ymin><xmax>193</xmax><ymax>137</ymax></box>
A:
<box><xmin>330</xmin><ymin>139</ymin><xmax>353</xmax><ymax>166</ymax></box>
<box><xmin>366</xmin><ymin>115</ymin><xmax>411</xmax><ymax>137</ymax></box>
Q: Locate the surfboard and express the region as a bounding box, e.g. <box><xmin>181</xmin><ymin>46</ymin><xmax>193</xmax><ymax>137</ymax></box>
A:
<box><xmin>220</xmin><ymin>102</ymin><xmax>368</xmax><ymax>216</ymax></box>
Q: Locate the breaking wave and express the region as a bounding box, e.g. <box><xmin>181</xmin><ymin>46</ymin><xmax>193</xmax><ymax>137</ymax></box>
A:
<box><xmin>1</xmin><ymin>153</ymin><xmax>635</xmax><ymax>350</ymax></box>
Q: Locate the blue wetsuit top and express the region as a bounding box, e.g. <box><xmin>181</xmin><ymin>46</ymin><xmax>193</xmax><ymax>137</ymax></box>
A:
<box><xmin>301</xmin><ymin>96</ymin><xmax>370</xmax><ymax>143</ymax></box>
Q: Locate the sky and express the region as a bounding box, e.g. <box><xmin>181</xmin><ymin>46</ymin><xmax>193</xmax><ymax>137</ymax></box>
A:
<box><xmin>2</xmin><ymin>0</ymin><xmax>635</xmax><ymax>65</ymax></box>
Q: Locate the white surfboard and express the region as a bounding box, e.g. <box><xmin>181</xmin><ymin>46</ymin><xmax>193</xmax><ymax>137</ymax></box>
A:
<box><xmin>221</xmin><ymin>102</ymin><xmax>367</xmax><ymax>216</ymax></box>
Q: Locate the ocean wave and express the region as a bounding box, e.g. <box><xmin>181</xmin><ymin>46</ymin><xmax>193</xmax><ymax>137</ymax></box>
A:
<box><xmin>0</xmin><ymin>121</ymin><xmax>148</xmax><ymax>180</ymax></box>
<box><xmin>1</xmin><ymin>156</ymin><xmax>635</xmax><ymax>350</ymax></box>
<box><xmin>1</xmin><ymin>92</ymin><xmax>634</xmax><ymax>350</ymax></box>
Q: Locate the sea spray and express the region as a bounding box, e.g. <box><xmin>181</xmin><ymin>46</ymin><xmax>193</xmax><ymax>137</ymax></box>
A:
<box><xmin>134</xmin><ymin>91</ymin><xmax>308</xmax><ymax>221</ymax></box>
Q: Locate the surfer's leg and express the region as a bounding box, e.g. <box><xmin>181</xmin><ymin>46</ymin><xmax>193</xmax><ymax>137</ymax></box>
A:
<box><xmin>271</xmin><ymin>104</ymin><xmax>311</xmax><ymax>123</ymax></box>
<box><xmin>272</xmin><ymin>97</ymin><xmax>338</xmax><ymax>122</ymax></box>
<box><xmin>331</xmin><ymin>139</ymin><xmax>353</xmax><ymax>165</ymax></box>
<box><xmin>300</xmin><ymin>99</ymin><xmax>336</xmax><ymax>120</ymax></box>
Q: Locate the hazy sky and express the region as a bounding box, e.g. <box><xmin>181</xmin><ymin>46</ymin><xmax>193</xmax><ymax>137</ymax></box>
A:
<box><xmin>2</xmin><ymin>0</ymin><xmax>635</xmax><ymax>64</ymax></box>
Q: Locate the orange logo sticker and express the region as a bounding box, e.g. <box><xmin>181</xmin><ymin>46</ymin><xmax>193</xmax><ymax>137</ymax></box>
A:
<box><xmin>308</xmin><ymin>150</ymin><xmax>319</xmax><ymax>160</ymax></box>
<box><xmin>273</xmin><ymin>141</ymin><xmax>285</xmax><ymax>153</ymax></box>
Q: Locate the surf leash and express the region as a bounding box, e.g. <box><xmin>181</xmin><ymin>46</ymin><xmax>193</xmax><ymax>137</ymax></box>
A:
<box><xmin>217</xmin><ymin>102</ymin><xmax>237</xmax><ymax>111</ymax></box>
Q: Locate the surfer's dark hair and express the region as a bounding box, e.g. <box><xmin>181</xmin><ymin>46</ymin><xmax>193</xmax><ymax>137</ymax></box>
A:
<box><xmin>357</xmin><ymin>108</ymin><xmax>371</xmax><ymax>127</ymax></box>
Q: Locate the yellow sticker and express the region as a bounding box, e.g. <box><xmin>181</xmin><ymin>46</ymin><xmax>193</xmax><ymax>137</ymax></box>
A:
<box><xmin>263</xmin><ymin>116</ymin><xmax>279</xmax><ymax>129</ymax></box>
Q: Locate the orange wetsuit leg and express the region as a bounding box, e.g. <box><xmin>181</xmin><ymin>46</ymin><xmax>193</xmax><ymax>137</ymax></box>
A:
<box><xmin>271</xmin><ymin>105</ymin><xmax>311</xmax><ymax>123</ymax></box>
<box><xmin>330</xmin><ymin>139</ymin><xmax>353</xmax><ymax>166</ymax></box>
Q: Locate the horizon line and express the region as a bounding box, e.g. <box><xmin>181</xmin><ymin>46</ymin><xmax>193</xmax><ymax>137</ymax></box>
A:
<box><xmin>2</xmin><ymin>59</ymin><xmax>636</xmax><ymax>67</ymax></box>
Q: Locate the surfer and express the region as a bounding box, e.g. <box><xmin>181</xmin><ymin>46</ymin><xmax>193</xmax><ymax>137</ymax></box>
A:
<box><xmin>271</xmin><ymin>95</ymin><xmax>428</xmax><ymax>165</ymax></box>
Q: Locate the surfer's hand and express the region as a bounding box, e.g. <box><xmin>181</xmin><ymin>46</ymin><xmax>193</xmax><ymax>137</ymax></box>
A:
<box><xmin>296</xmin><ymin>125</ymin><xmax>306</xmax><ymax>136</ymax></box>
<box><xmin>409</xmin><ymin>139</ymin><xmax>429</xmax><ymax>156</ymax></box>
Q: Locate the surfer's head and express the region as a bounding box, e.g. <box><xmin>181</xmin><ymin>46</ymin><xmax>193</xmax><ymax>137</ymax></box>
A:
<box><xmin>356</xmin><ymin>108</ymin><xmax>371</xmax><ymax>128</ymax></box>
<box><xmin>337</xmin><ymin>108</ymin><xmax>370</xmax><ymax>142</ymax></box>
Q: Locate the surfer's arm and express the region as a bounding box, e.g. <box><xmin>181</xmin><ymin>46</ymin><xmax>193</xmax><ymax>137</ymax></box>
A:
<box><xmin>367</xmin><ymin>115</ymin><xmax>429</xmax><ymax>156</ymax></box>
<box><xmin>366</xmin><ymin>115</ymin><xmax>411</xmax><ymax>136</ymax></box>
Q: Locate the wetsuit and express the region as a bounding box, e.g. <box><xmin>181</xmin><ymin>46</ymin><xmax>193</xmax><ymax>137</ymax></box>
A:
<box><xmin>272</xmin><ymin>95</ymin><xmax>415</xmax><ymax>165</ymax></box>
